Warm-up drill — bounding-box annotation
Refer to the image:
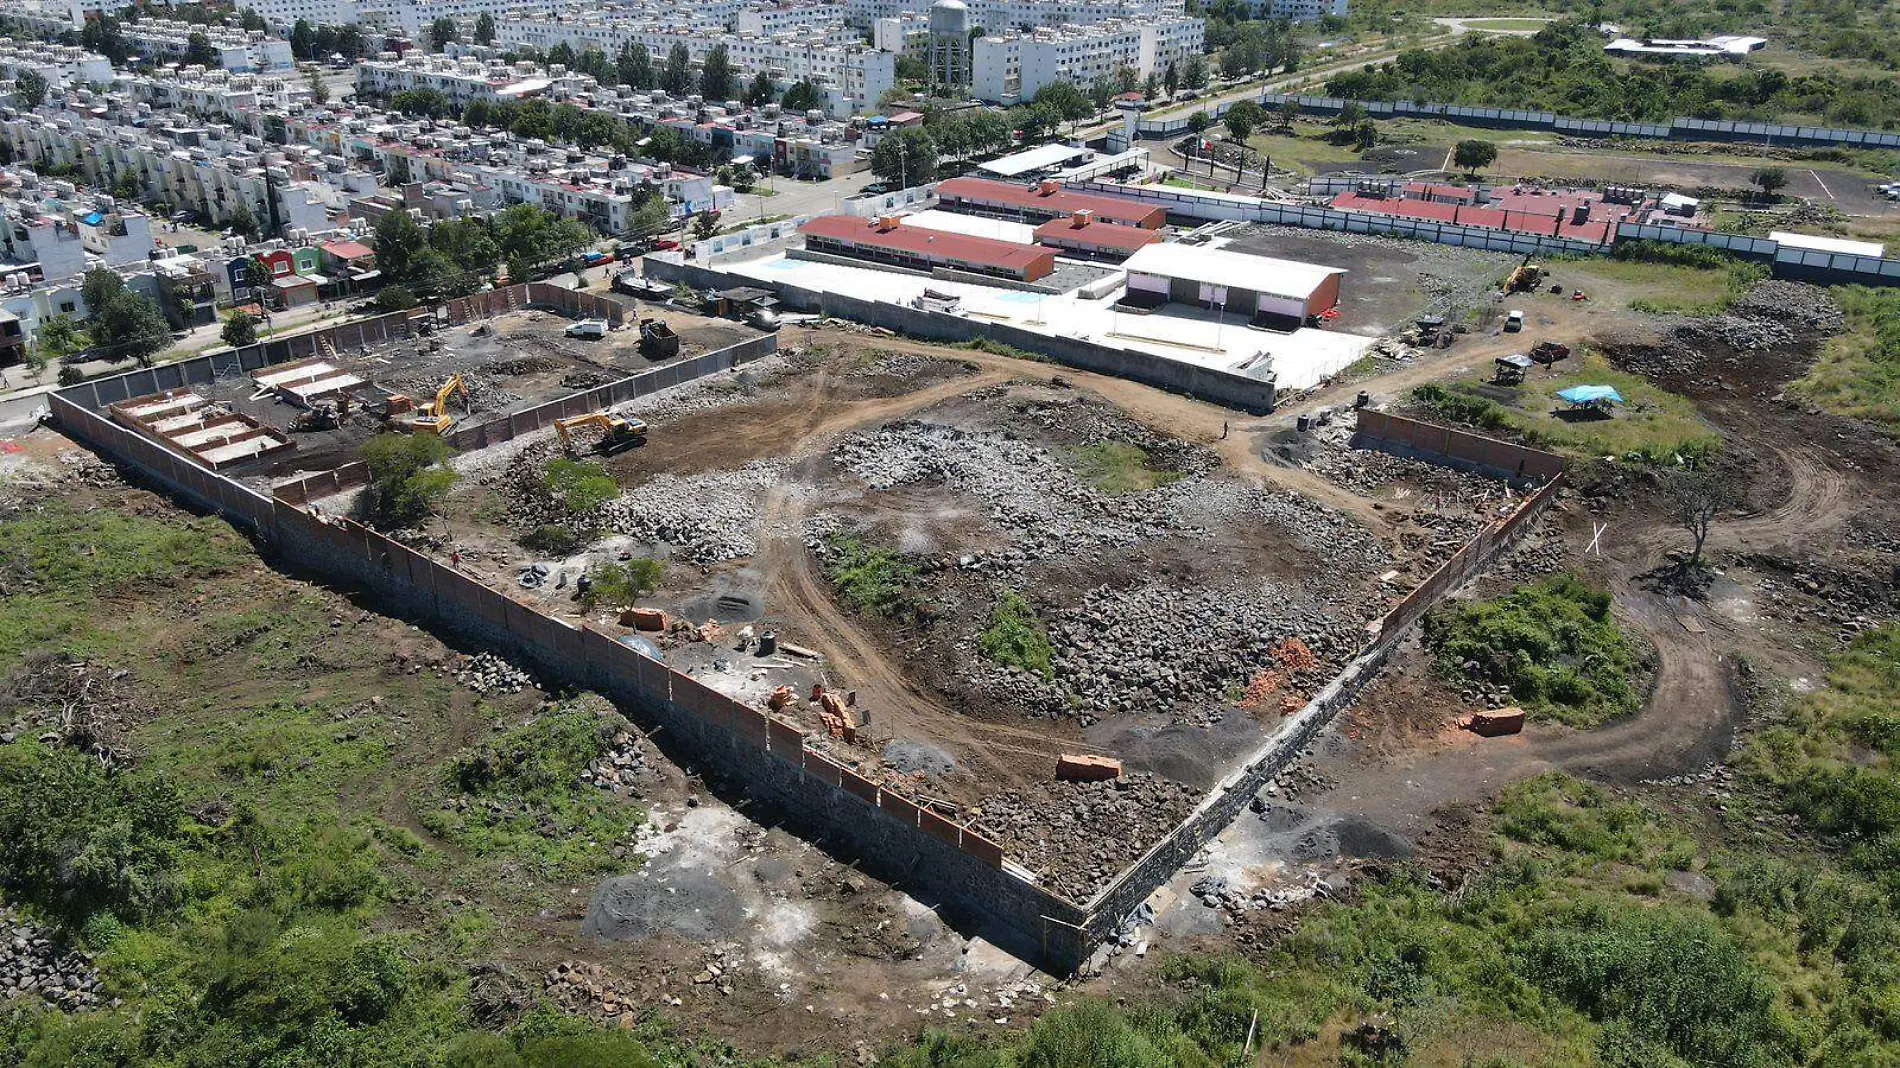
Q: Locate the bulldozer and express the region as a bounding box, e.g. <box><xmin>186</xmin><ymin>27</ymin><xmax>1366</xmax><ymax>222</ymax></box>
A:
<box><xmin>555</xmin><ymin>411</ymin><xmax>648</xmax><ymax>455</ymax></box>
<box><xmin>292</xmin><ymin>394</ymin><xmax>350</xmax><ymax>432</ymax></box>
<box><xmin>389</xmin><ymin>374</ymin><xmax>468</xmax><ymax>434</ymax></box>
<box><xmin>1506</xmin><ymin>260</ymin><xmax>1545</xmax><ymax>294</ymax></box>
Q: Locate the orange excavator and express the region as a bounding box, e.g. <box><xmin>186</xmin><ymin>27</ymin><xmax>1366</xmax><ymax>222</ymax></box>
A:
<box><xmin>388</xmin><ymin>374</ymin><xmax>468</xmax><ymax>434</ymax></box>
<box><xmin>554</xmin><ymin>411</ymin><xmax>648</xmax><ymax>455</ymax></box>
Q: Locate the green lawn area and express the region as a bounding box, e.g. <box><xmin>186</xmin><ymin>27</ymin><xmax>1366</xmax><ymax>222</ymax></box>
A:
<box><xmin>1460</xmin><ymin>16</ymin><xmax>1553</xmax><ymax>30</ymax></box>
<box><xmin>1794</xmin><ymin>285</ymin><xmax>1900</xmax><ymax>435</ymax></box>
<box><xmin>1412</xmin><ymin>351</ymin><xmax>1721</xmax><ymax>464</ymax></box>
<box><xmin>1246</xmin><ymin>122</ymin><xmax>1387</xmax><ymax>176</ymax></box>
<box><xmin>1566</xmin><ymin>257</ymin><xmax>1760</xmax><ymax>315</ymax></box>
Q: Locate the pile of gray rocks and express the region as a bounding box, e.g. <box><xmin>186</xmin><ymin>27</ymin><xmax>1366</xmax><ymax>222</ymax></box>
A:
<box><xmin>454</xmin><ymin>651</ymin><xmax>535</xmax><ymax>696</ymax></box>
<box><xmin>0</xmin><ymin>908</ymin><xmax>107</xmax><ymax>1010</ymax></box>
<box><xmin>596</xmin><ymin>461</ymin><xmax>783</xmax><ymax>564</ymax></box>
<box><xmin>976</xmin><ymin>772</ymin><xmax>1197</xmax><ymax>901</ymax></box>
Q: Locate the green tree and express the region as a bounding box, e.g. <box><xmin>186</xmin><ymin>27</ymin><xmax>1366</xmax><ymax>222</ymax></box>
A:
<box><xmin>226</xmin><ymin>204</ymin><xmax>258</xmax><ymax>237</ymax></box>
<box><xmin>659</xmin><ymin>43</ymin><xmax>693</xmax><ymax>96</ymax></box>
<box><xmin>616</xmin><ymin>42</ymin><xmax>652</xmax><ymax>89</ymax></box>
<box><xmin>1164</xmin><ymin>60</ymin><xmax>1179</xmax><ymax>96</ymax></box>
<box><xmin>630</xmin><ymin>195</ymin><xmax>671</xmax><ymax>237</ymax></box>
<box><xmin>221</xmin><ymin>311</ymin><xmax>260</xmax><ymax>348</ymax></box>
<box><xmin>1183</xmin><ymin>55</ymin><xmax>1208</xmax><ymax>89</ymax></box>
<box><xmin>374</xmin><ymin>285</ymin><xmax>418</xmax><ymax>312</ymax></box>
<box><xmin>1278</xmin><ymin>97</ymin><xmax>1299</xmax><ymax>132</ymax></box>
<box><xmin>92</xmin><ymin>287</ymin><xmax>172</xmax><ymax>367</ymax></box>
<box><xmin>430</xmin><ymin>16</ymin><xmax>458</xmax><ymax>52</ymax></box>
<box><xmin>81</xmin><ymin>267</ymin><xmax>126</xmax><ymax>321</ymax></box>
<box><xmin>183</xmin><ymin>31</ymin><xmax>218</xmax><ymax>68</ymax></box>
<box><xmin>1453</xmin><ymin>138</ymin><xmax>1499</xmax><ymax>174</ymax></box>
<box><xmin>1224</xmin><ymin>98</ymin><xmax>1264</xmax><ymax>141</ymax></box>
<box><xmin>692</xmin><ymin>211</ymin><xmax>719</xmax><ymax>240</ymax></box>
<box><xmin>290</xmin><ymin>18</ymin><xmax>316</xmax><ymax>59</ymax></box>
<box><xmin>1031</xmin><ymin>81</ymin><xmax>1092</xmax><ymax>130</ymax></box>
<box><xmin>1187</xmin><ymin>110</ymin><xmax>1214</xmax><ymax>134</ymax></box>
<box><xmin>744</xmin><ymin>71</ymin><xmax>776</xmax><ymax>107</ymax></box>
<box><xmin>1353</xmin><ymin>119</ymin><xmax>1378</xmax><ymax>150</ymax></box>
<box><xmin>33</xmin><ymin>314</ymin><xmax>85</xmax><ymax>361</ymax></box>
<box><xmin>870</xmin><ymin>126</ymin><xmax>938</xmax><ymax>187</ymax></box>
<box><xmin>781</xmin><ymin>78</ymin><xmax>822</xmax><ymax>113</ymax></box>
<box><xmin>700</xmin><ymin>43</ymin><xmax>735</xmax><ymax>101</ymax></box>
<box><xmin>307</xmin><ymin>69</ymin><xmax>330</xmax><ymax>106</ymax></box>
<box><xmin>1751</xmin><ymin>166</ymin><xmax>1788</xmax><ymax>201</ymax></box>
<box><xmin>895</xmin><ymin>54</ymin><xmax>928</xmax><ymax>83</ymax></box>
<box><xmin>373</xmin><ymin>209</ymin><xmax>429</xmax><ymax>287</ymax></box>
<box><xmin>363</xmin><ymin>432</ymin><xmax>457</xmax><ymax>528</ymax></box>
<box><xmin>475</xmin><ymin>12</ymin><xmax>497</xmax><ymax>45</ymax></box>
<box><xmin>13</xmin><ymin>68</ymin><xmax>47</xmax><ymax>109</ymax></box>
<box><xmin>239</xmin><ymin>6</ymin><xmax>266</xmax><ymax>31</ymax></box>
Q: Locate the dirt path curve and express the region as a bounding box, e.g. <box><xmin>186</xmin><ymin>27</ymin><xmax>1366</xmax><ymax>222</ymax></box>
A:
<box><xmin>792</xmin><ymin>328</ymin><xmax>1389</xmax><ymax>529</ymax></box>
<box><xmin>741</xmin><ymin>350</ymin><xmax>1116</xmax><ymax>784</ymax></box>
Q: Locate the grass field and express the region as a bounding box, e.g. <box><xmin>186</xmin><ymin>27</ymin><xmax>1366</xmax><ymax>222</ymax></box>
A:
<box><xmin>1413</xmin><ymin>351</ymin><xmax>1721</xmax><ymax>464</ymax></box>
<box><xmin>1795</xmin><ymin>285</ymin><xmax>1900</xmax><ymax>435</ymax></box>
<box><xmin>1566</xmin><ymin>257</ymin><xmax>1762</xmax><ymax>315</ymax></box>
<box><xmin>1460</xmin><ymin>16</ymin><xmax>1554</xmax><ymax>30</ymax></box>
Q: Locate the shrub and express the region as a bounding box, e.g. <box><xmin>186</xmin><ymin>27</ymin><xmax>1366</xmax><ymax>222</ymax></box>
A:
<box><xmin>825</xmin><ymin>536</ymin><xmax>916</xmax><ymax>617</ymax></box>
<box><xmin>0</xmin><ymin>741</ymin><xmax>186</xmax><ymax>925</ymax></box>
<box><xmin>521</xmin><ymin>523</ymin><xmax>584</xmax><ymax>555</ymax></box>
<box><xmin>361</xmin><ymin>432</ymin><xmax>457</xmax><ymax>528</ymax></box>
<box><xmin>979</xmin><ymin>591</ymin><xmax>1053</xmax><ymax>677</ymax></box>
<box><xmin>1423</xmin><ymin>574</ymin><xmax>1647</xmax><ymax>727</ymax></box>
<box><xmin>1410</xmin><ymin>383</ymin><xmax>1514</xmax><ymax>432</ymax></box>
<box><xmin>578</xmin><ymin>557</ymin><xmax>664</xmax><ymax>608</ymax></box>
<box><xmin>542</xmin><ymin>459</ymin><xmax>618</xmax><ymax>515</ymax></box>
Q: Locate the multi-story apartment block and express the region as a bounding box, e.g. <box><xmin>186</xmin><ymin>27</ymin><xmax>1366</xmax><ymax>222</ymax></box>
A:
<box><xmin>118</xmin><ymin>18</ymin><xmax>296</xmax><ymax>73</ymax></box>
<box><xmin>1252</xmin><ymin>0</ymin><xmax>1345</xmax><ymax>21</ymax></box>
<box><xmin>0</xmin><ymin>39</ymin><xmax>114</xmax><ymax>90</ymax></box>
<box><xmin>971</xmin><ymin>16</ymin><xmax>1202</xmax><ymax>102</ymax></box>
<box><xmin>492</xmin><ymin>16</ymin><xmax>896</xmax><ymax>115</ymax></box>
<box><xmin>122</xmin><ymin>67</ymin><xmax>314</xmax><ymax>124</ymax></box>
<box><xmin>848</xmin><ymin>0</ymin><xmax>1189</xmax><ymax>32</ymax></box>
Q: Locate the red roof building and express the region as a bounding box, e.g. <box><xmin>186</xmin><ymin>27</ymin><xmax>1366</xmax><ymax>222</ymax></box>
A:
<box><xmin>1032</xmin><ymin>213</ymin><xmax>1163</xmax><ymax>261</ymax></box>
<box><xmin>934</xmin><ymin>177</ymin><xmax>1167</xmax><ymax>229</ymax></box>
<box><xmin>799</xmin><ymin>215</ymin><xmax>1057</xmax><ymax>282</ymax></box>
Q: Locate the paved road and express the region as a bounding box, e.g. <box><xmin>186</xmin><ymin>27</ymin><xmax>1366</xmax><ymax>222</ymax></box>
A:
<box><xmin>1431</xmin><ymin>16</ymin><xmax>1555</xmax><ymax>36</ymax></box>
<box><xmin>726</xmin><ymin>168</ymin><xmax>881</xmax><ymax>225</ymax></box>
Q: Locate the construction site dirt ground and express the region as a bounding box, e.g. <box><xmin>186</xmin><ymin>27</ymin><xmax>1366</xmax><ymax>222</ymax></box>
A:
<box><xmin>1218</xmin><ymin>225</ymin><xmax>1518</xmax><ymax>335</ymax></box>
<box><xmin>387</xmin><ymin>332</ymin><xmax>1549</xmax><ymax>902</ymax></box>
<box><xmin>212</xmin><ymin>304</ymin><xmax>764</xmax><ymax>484</ymax></box>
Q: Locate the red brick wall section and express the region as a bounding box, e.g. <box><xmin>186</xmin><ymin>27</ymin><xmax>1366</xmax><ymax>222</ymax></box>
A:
<box><xmin>919</xmin><ymin>808</ymin><xmax>963</xmax><ymax>847</ymax></box>
<box><xmin>767</xmin><ymin>719</ymin><xmax>806</xmax><ymax>764</ymax></box>
<box><xmin>878</xmin><ymin>790</ymin><xmax>923</xmax><ymax>827</ymax></box>
<box><xmin>840</xmin><ymin>767</ymin><xmax>879</xmax><ymax>803</ymax></box>
<box><xmin>961</xmin><ymin>832</ymin><xmax>1006</xmax><ymax>868</ymax></box>
<box><xmin>730</xmin><ymin>704</ymin><xmax>770</xmax><ymax>746</ymax></box>
<box><xmin>804</xmin><ymin>753</ymin><xmax>845</xmax><ymax>787</ymax></box>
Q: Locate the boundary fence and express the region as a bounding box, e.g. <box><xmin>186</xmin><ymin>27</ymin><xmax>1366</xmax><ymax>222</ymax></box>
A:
<box><xmin>51</xmin><ymin>294</ymin><xmax>1561</xmax><ymax>971</ymax></box>
<box><xmin>1354</xmin><ymin>409</ymin><xmax>1566</xmax><ymax>484</ymax></box>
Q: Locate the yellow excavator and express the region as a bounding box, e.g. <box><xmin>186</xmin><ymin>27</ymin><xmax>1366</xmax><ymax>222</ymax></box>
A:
<box><xmin>388</xmin><ymin>374</ymin><xmax>468</xmax><ymax>434</ymax></box>
<box><xmin>555</xmin><ymin>411</ymin><xmax>648</xmax><ymax>455</ymax></box>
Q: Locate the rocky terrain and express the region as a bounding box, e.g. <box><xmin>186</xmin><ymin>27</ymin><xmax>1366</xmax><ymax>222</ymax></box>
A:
<box><xmin>976</xmin><ymin>772</ymin><xmax>1198</xmax><ymax>901</ymax></box>
<box><xmin>0</xmin><ymin>907</ymin><xmax>107</xmax><ymax>1011</ymax></box>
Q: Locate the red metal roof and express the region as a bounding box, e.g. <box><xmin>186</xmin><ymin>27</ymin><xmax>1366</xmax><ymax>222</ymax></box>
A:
<box><xmin>320</xmin><ymin>240</ymin><xmax>373</xmax><ymax>259</ymax></box>
<box><xmin>799</xmin><ymin>215</ymin><xmax>1054</xmax><ymax>274</ymax></box>
<box><xmin>935</xmin><ymin>177</ymin><xmax>1164</xmax><ymax>226</ymax></box>
<box><xmin>1032</xmin><ymin>216</ymin><xmax>1163</xmax><ymax>253</ymax></box>
<box><xmin>1403</xmin><ymin>181</ymin><xmax>1482</xmax><ymax>203</ymax></box>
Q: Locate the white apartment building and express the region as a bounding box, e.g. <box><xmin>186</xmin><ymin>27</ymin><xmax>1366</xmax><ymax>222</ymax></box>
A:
<box><xmin>848</xmin><ymin>0</ymin><xmax>1187</xmax><ymax>32</ymax></box>
<box><xmin>493</xmin><ymin>18</ymin><xmax>896</xmax><ymax>114</ymax></box>
<box><xmin>357</xmin><ymin>54</ymin><xmax>560</xmax><ymax>108</ymax></box>
<box><xmin>872</xmin><ymin>14</ymin><xmax>930</xmax><ymax>53</ymax></box>
<box><xmin>1251</xmin><ymin>0</ymin><xmax>1345</xmax><ymax>21</ymax></box>
<box><xmin>120</xmin><ymin>67</ymin><xmax>314</xmax><ymax>123</ymax></box>
<box><xmin>734</xmin><ymin>3</ymin><xmax>842</xmax><ymax>37</ymax></box>
<box><xmin>117</xmin><ymin>18</ymin><xmax>297</xmax><ymax>73</ymax></box>
<box><xmin>0</xmin><ymin>40</ymin><xmax>114</xmax><ymax>89</ymax></box>
<box><xmin>0</xmin><ymin>113</ymin><xmax>332</xmax><ymax>235</ymax></box>
<box><xmin>971</xmin><ymin>17</ymin><xmax>1201</xmax><ymax>102</ymax></box>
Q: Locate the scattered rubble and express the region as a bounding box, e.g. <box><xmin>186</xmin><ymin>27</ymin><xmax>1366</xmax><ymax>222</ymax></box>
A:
<box><xmin>454</xmin><ymin>651</ymin><xmax>536</xmax><ymax>696</ymax></box>
<box><xmin>597</xmin><ymin>460</ymin><xmax>784</xmax><ymax>563</ymax></box>
<box><xmin>976</xmin><ymin>772</ymin><xmax>1197</xmax><ymax>901</ymax></box>
<box><xmin>0</xmin><ymin>907</ymin><xmax>108</xmax><ymax>1011</ymax></box>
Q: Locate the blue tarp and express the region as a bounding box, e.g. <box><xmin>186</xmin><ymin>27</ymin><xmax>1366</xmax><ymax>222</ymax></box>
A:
<box><xmin>80</xmin><ymin>211</ymin><xmax>104</xmax><ymax>226</ymax></box>
<box><xmin>1557</xmin><ymin>385</ymin><xmax>1624</xmax><ymax>405</ymax></box>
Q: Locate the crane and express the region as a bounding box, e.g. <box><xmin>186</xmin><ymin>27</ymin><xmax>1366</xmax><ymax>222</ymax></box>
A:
<box><xmin>554</xmin><ymin>411</ymin><xmax>648</xmax><ymax>455</ymax></box>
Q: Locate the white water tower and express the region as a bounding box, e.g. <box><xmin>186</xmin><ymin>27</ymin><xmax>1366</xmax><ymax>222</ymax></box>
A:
<box><xmin>929</xmin><ymin>0</ymin><xmax>971</xmax><ymax>91</ymax></box>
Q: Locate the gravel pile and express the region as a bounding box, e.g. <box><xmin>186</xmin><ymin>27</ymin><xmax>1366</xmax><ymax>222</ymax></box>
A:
<box><xmin>482</xmin><ymin>355</ymin><xmax>560</xmax><ymax>376</ymax></box>
<box><xmin>842</xmin><ymin>351</ymin><xmax>969</xmax><ymax>380</ymax></box>
<box><xmin>1729</xmin><ymin>280</ymin><xmax>1844</xmax><ymax>333</ymax></box>
<box><xmin>831</xmin><ymin>421</ymin><xmax>1199</xmax><ymax>551</ymax></box>
<box><xmin>976</xmin><ymin>772</ymin><xmax>1198</xmax><ymax>901</ymax></box>
<box><xmin>455</xmin><ymin>651</ymin><xmax>536</xmax><ymax>695</ymax></box>
<box><xmin>0</xmin><ymin>907</ymin><xmax>107</xmax><ymax>1010</ymax></box>
<box><xmin>597</xmin><ymin>461</ymin><xmax>784</xmax><ymax>563</ymax></box>
<box><xmin>968</xmin><ymin>578</ymin><xmax>1347</xmax><ymax>726</ymax></box>
<box><xmin>1673</xmin><ymin>313</ymin><xmax>1797</xmax><ymax>352</ymax></box>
